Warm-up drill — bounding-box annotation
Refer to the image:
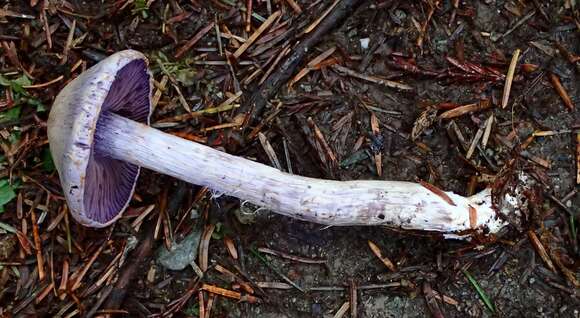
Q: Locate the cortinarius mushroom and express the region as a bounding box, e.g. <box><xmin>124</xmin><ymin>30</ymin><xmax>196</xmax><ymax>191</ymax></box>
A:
<box><xmin>48</xmin><ymin>50</ymin><xmax>518</xmax><ymax>236</ymax></box>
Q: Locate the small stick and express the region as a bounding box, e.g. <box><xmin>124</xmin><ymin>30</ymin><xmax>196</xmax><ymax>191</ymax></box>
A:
<box><xmin>214</xmin><ymin>264</ymin><xmax>254</xmax><ymax>294</ymax></box>
<box><xmin>246</xmin><ymin>0</ymin><xmax>252</xmax><ymax>33</ymax></box>
<box><xmin>466</xmin><ymin>126</ymin><xmax>484</xmax><ymax>159</ymax></box>
<box><xmin>22</xmin><ymin>75</ymin><xmax>64</xmax><ymax>89</ymax></box>
<box><xmin>70</xmin><ymin>240</ymin><xmax>108</xmax><ymax>291</ymax></box>
<box><xmin>502</xmin><ymin>49</ymin><xmax>521</xmax><ymax>108</ymax></box>
<box><xmin>370</xmin><ymin>113</ymin><xmax>382</xmax><ymax>176</ymax></box>
<box><xmin>283</xmin><ymin>138</ymin><xmax>293</xmax><ymax>174</ymax></box>
<box><xmin>257</xmin><ymin>247</ymin><xmax>327</xmax><ymax>264</ymax></box>
<box><xmin>481</xmin><ymin>115</ymin><xmax>494</xmax><ymax>148</ymax></box>
<box><xmin>60</xmin><ymin>19</ymin><xmax>76</xmax><ymax>65</ymax></box>
<box><xmin>492</xmin><ymin>11</ymin><xmax>535</xmax><ymax>42</ymax></box>
<box><xmin>102</xmin><ymin>224</ymin><xmax>155</xmax><ymax>310</ymax></box>
<box><xmin>224</xmin><ymin>237</ymin><xmax>238</xmax><ymax>260</ymax></box>
<box><xmin>308</xmin><ymin>117</ymin><xmax>338</xmax><ymax>169</ymax></box>
<box><xmin>304</xmin><ymin>0</ymin><xmax>339</xmax><ymax>33</ymax></box>
<box><xmin>30</xmin><ymin>210</ymin><xmax>45</xmax><ymax>281</ymax></box>
<box><xmin>349</xmin><ymin>279</ymin><xmax>358</xmax><ymax>318</ymax></box>
<box><xmin>199</xmin><ymin>223</ymin><xmax>216</xmax><ymax>272</ymax></box>
<box><xmin>174</xmin><ymin>22</ymin><xmax>215</xmax><ymax>59</ymax></box>
<box><xmin>367</xmin><ymin>240</ymin><xmax>396</xmax><ymax>271</ymax></box>
<box><xmin>548</xmin><ymin>72</ymin><xmax>574</xmax><ymax>111</ymax></box>
<box><xmin>199</xmin><ymin>291</ymin><xmax>206</xmax><ymax>318</ymax></box>
<box><xmin>234</xmin><ymin>11</ymin><xmax>280</xmax><ymax>58</ymax></box>
<box><xmin>288</xmin><ymin>46</ymin><xmax>336</xmax><ymax>87</ymax></box>
<box><xmin>332</xmin><ymin>64</ymin><xmax>413</xmax><ymax>90</ymax></box>
<box><xmin>285</xmin><ymin>0</ymin><xmax>302</xmax><ymax>14</ymax></box>
<box><xmin>251</xmin><ymin>248</ymin><xmax>305</xmax><ymax>293</ymax></box>
<box><xmin>333</xmin><ymin>302</ymin><xmax>350</xmax><ymax>318</ymax></box>
<box><xmin>58</xmin><ymin>259</ymin><xmax>69</xmax><ymax>299</ymax></box>
<box><xmin>206</xmin><ymin>294</ymin><xmax>216</xmax><ymax>318</ymax></box>
<box><xmin>439</xmin><ymin>99</ymin><xmax>492</xmax><ymax>119</ymax></box>
<box><xmin>201</xmin><ymin>284</ymin><xmax>259</xmax><ymax>303</ymax></box>
<box><xmin>576</xmin><ymin>132</ymin><xmax>580</xmax><ymax>184</ymax></box>
<box><xmin>528</xmin><ymin>230</ymin><xmax>556</xmax><ymax>272</ymax></box>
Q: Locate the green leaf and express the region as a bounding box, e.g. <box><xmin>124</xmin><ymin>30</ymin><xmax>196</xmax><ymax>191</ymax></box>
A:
<box><xmin>0</xmin><ymin>179</ymin><xmax>16</xmax><ymax>213</ymax></box>
<box><xmin>12</xmin><ymin>75</ymin><xmax>31</xmax><ymax>87</ymax></box>
<box><xmin>10</xmin><ymin>75</ymin><xmax>31</xmax><ymax>95</ymax></box>
<box><xmin>26</xmin><ymin>97</ymin><xmax>46</xmax><ymax>112</ymax></box>
<box><xmin>42</xmin><ymin>148</ymin><xmax>55</xmax><ymax>172</ymax></box>
<box><xmin>8</xmin><ymin>131</ymin><xmax>20</xmax><ymax>145</ymax></box>
<box><xmin>211</xmin><ymin>222</ymin><xmax>223</xmax><ymax>240</ymax></box>
<box><xmin>462</xmin><ymin>269</ymin><xmax>495</xmax><ymax>313</ymax></box>
<box><xmin>0</xmin><ymin>74</ymin><xmax>11</xmax><ymax>86</ymax></box>
<box><xmin>0</xmin><ymin>221</ymin><xmax>17</xmax><ymax>233</ymax></box>
<box><xmin>0</xmin><ymin>106</ymin><xmax>21</xmax><ymax>124</ymax></box>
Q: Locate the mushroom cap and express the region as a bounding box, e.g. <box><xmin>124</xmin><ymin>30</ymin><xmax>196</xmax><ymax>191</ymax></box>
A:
<box><xmin>48</xmin><ymin>50</ymin><xmax>152</xmax><ymax>228</ymax></box>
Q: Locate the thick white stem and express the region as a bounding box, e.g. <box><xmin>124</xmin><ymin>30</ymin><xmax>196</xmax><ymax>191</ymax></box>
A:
<box><xmin>95</xmin><ymin>112</ymin><xmax>506</xmax><ymax>234</ymax></box>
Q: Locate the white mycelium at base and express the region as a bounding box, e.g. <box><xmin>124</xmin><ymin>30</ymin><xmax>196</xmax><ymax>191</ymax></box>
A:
<box><xmin>96</xmin><ymin>112</ymin><xmax>508</xmax><ymax>235</ymax></box>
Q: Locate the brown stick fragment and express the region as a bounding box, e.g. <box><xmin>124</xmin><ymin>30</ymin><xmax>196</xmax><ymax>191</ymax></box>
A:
<box><xmin>423</xmin><ymin>282</ymin><xmax>445</xmax><ymax>318</ymax></box>
<box><xmin>550</xmin><ymin>250</ymin><xmax>580</xmax><ymax>287</ymax></box>
<box><xmin>174</xmin><ymin>22</ymin><xmax>215</xmax><ymax>59</ymax></box>
<box><xmin>528</xmin><ymin>230</ymin><xmax>556</xmax><ymax>272</ymax></box>
<box><xmin>41</xmin><ymin>7</ymin><xmax>52</xmax><ymax>49</ymax></box>
<box><xmin>214</xmin><ymin>264</ymin><xmax>255</xmax><ymax>294</ymax></box>
<box><xmin>577</xmin><ymin>132</ymin><xmax>580</xmax><ymax>184</ymax></box>
<box><xmin>439</xmin><ymin>99</ymin><xmax>492</xmax><ymax>119</ymax></box>
<box><xmin>70</xmin><ymin>240</ymin><xmax>108</xmax><ymax>291</ymax></box>
<box><xmin>102</xmin><ymin>222</ymin><xmax>156</xmax><ymax>310</ymax></box>
<box><xmin>367</xmin><ymin>240</ymin><xmax>396</xmax><ymax>272</ymax></box>
<box><xmin>548</xmin><ymin>73</ymin><xmax>574</xmax><ymax>111</ymax></box>
<box><xmin>199</xmin><ymin>291</ymin><xmax>206</xmax><ymax>318</ymax></box>
<box><xmin>288</xmin><ymin>46</ymin><xmax>336</xmax><ymax>87</ymax></box>
<box><xmin>30</xmin><ymin>210</ymin><xmax>45</xmax><ymax>281</ymax></box>
<box><xmin>304</xmin><ymin>0</ymin><xmax>339</xmax><ymax>33</ymax></box>
<box><xmin>239</xmin><ymin>0</ymin><xmax>362</xmax><ymax>128</ymax></box>
<box><xmin>332</xmin><ymin>64</ymin><xmax>413</xmax><ymax>90</ymax></box>
<box><xmin>468</xmin><ymin>206</ymin><xmax>477</xmax><ymax>229</ymax></box>
<box><xmin>257</xmin><ymin>247</ymin><xmax>327</xmax><ymax>264</ymax></box>
<box><xmin>555</xmin><ymin>42</ymin><xmax>580</xmax><ymax>73</ymax></box>
<box><xmin>60</xmin><ymin>19</ymin><xmax>76</xmax><ymax>65</ymax></box>
<box><xmin>333</xmin><ymin>302</ymin><xmax>350</xmax><ymax>318</ymax></box>
<box><xmin>308</xmin><ymin>117</ymin><xmax>338</xmax><ymax>169</ymax></box>
<box><xmin>246</xmin><ymin>0</ymin><xmax>252</xmax><ymax>32</ymax></box>
<box><xmin>58</xmin><ymin>259</ymin><xmax>69</xmax><ymax>300</ymax></box>
<box><xmin>466</xmin><ymin>126</ymin><xmax>484</xmax><ymax>159</ymax></box>
<box><xmin>201</xmin><ymin>284</ymin><xmax>241</xmax><ymax>300</ymax></box>
<box><xmin>224</xmin><ymin>236</ymin><xmax>238</xmax><ymax>260</ymax></box>
<box><xmin>285</xmin><ymin>0</ymin><xmax>303</xmax><ymax>14</ymax></box>
<box><xmin>418</xmin><ymin>180</ymin><xmax>456</xmax><ymax>206</ymax></box>
<box><xmin>206</xmin><ymin>294</ymin><xmax>216</xmax><ymax>318</ymax></box>
<box><xmin>501</xmin><ymin>49</ymin><xmax>521</xmax><ymax>108</ymax></box>
<box><xmin>370</xmin><ymin>113</ymin><xmax>382</xmax><ymax>176</ymax></box>
<box><xmin>35</xmin><ymin>282</ymin><xmax>54</xmax><ymax>304</ymax></box>
<box><xmin>199</xmin><ymin>223</ymin><xmax>216</xmax><ymax>272</ymax></box>
<box><xmin>234</xmin><ymin>11</ymin><xmax>281</xmax><ymax>59</ymax></box>
<box><xmin>349</xmin><ymin>279</ymin><xmax>357</xmax><ymax>318</ymax></box>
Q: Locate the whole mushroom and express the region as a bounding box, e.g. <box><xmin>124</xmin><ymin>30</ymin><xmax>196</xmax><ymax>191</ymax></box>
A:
<box><xmin>47</xmin><ymin>50</ymin><xmax>520</xmax><ymax>237</ymax></box>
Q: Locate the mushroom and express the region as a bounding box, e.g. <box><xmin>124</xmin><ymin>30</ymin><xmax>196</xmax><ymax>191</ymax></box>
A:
<box><xmin>48</xmin><ymin>50</ymin><xmax>519</xmax><ymax>237</ymax></box>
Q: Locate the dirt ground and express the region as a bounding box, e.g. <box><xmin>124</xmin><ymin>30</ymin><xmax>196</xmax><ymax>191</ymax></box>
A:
<box><xmin>0</xmin><ymin>0</ymin><xmax>579</xmax><ymax>317</ymax></box>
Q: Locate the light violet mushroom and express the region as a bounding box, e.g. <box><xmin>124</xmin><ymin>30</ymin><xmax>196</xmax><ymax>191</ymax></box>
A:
<box><xmin>48</xmin><ymin>50</ymin><xmax>521</xmax><ymax>237</ymax></box>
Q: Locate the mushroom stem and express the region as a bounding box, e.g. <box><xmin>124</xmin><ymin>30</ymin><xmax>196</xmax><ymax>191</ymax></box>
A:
<box><xmin>95</xmin><ymin>112</ymin><xmax>504</xmax><ymax>235</ymax></box>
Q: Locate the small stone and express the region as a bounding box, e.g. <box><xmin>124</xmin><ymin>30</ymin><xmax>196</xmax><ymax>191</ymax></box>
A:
<box><xmin>360</xmin><ymin>38</ymin><xmax>370</xmax><ymax>50</ymax></box>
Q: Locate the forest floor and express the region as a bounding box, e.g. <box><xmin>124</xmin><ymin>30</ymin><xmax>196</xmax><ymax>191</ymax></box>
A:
<box><xmin>0</xmin><ymin>0</ymin><xmax>579</xmax><ymax>317</ymax></box>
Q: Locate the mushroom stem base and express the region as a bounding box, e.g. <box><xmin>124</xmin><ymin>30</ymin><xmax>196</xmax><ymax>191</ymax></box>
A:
<box><xmin>95</xmin><ymin>112</ymin><xmax>507</xmax><ymax>236</ymax></box>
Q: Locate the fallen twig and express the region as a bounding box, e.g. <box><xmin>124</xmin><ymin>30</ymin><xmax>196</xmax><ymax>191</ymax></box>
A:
<box><xmin>237</xmin><ymin>0</ymin><xmax>363</xmax><ymax>130</ymax></box>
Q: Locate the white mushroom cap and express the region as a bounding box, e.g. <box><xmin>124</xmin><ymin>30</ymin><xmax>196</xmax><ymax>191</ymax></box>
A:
<box><xmin>48</xmin><ymin>50</ymin><xmax>152</xmax><ymax>227</ymax></box>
